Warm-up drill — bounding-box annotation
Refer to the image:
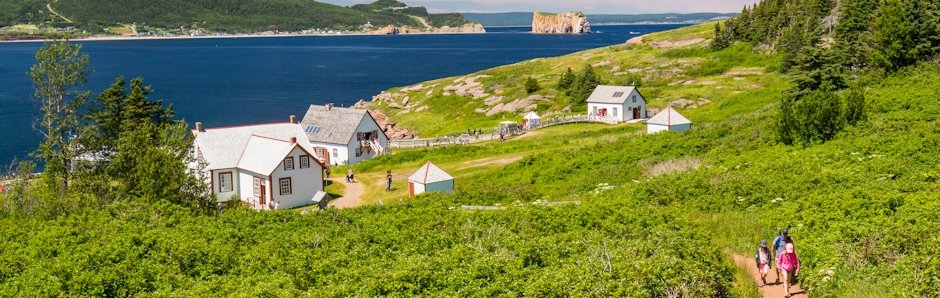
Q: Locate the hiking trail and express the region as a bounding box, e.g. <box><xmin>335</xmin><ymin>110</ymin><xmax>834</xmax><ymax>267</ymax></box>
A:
<box><xmin>327</xmin><ymin>178</ymin><xmax>364</xmax><ymax>208</ymax></box>
<box><xmin>731</xmin><ymin>254</ymin><xmax>807</xmax><ymax>298</ymax></box>
<box><xmin>46</xmin><ymin>0</ymin><xmax>73</xmax><ymax>23</ymax></box>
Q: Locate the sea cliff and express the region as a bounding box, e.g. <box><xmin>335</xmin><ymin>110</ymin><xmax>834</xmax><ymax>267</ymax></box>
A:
<box><xmin>532</xmin><ymin>11</ymin><xmax>590</xmax><ymax>34</ymax></box>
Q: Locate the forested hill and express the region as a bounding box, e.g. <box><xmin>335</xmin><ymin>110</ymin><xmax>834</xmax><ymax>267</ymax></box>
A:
<box><xmin>0</xmin><ymin>0</ymin><xmax>475</xmax><ymax>32</ymax></box>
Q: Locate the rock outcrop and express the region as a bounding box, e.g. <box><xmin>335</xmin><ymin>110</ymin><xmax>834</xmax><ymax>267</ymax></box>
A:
<box><xmin>532</xmin><ymin>11</ymin><xmax>590</xmax><ymax>34</ymax></box>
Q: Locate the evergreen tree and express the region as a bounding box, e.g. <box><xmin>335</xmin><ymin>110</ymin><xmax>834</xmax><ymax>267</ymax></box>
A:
<box><xmin>556</xmin><ymin>68</ymin><xmax>575</xmax><ymax>90</ymax></box>
<box><xmin>843</xmin><ymin>87</ymin><xmax>867</xmax><ymax>125</ymax></box>
<box><xmin>28</xmin><ymin>38</ymin><xmax>90</xmax><ymax>197</ymax></box>
<box><xmin>570</xmin><ymin>64</ymin><xmax>602</xmax><ymax>105</ymax></box>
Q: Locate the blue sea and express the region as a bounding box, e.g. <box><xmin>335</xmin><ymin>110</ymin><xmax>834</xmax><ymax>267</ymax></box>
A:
<box><xmin>0</xmin><ymin>24</ymin><xmax>687</xmax><ymax>167</ymax></box>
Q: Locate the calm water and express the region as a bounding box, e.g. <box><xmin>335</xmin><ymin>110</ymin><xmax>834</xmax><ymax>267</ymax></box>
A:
<box><xmin>0</xmin><ymin>24</ymin><xmax>686</xmax><ymax>167</ymax></box>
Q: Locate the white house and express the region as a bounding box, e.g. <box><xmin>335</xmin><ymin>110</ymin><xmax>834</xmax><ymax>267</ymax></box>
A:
<box><xmin>408</xmin><ymin>161</ymin><xmax>454</xmax><ymax>197</ymax></box>
<box><xmin>190</xmin><ymin>119</ymin><xmax>326</xmax><ymax>209</ymax></box>
<box><xmin>646</xmin><ymin>106</ymin><xmax>692</xmax><ymax>134</ymax></box>
<box><xmin>587</xmin><ymin>85</ymin><xmax>648</xmax><ymax>122</ymax></box>
<box><xmin>300</xmin><ymin>104</ymin><xmax>389</xmax><ymax>166</ymax></box>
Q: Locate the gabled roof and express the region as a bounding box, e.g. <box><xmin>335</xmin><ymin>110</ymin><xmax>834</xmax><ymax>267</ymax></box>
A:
<box><xmin>523</xmin><ymin>111</ymin><xmax>541</xmax><ymax>120</ymax></box>
<box><xmin>586</xmin><ymin>85</ymin><xmax>641</xmax><ymax>104</ymax></box>
<box><xmin>301</xmin><ymin>104</ymin><xmax>379</xmax><ymax>145</ymax></box>
<box><xmin>647</xmin><ymin>106</ymin><xmax>692</xmax><ymax>126</ymax></box>
<box><xmin>312</xmin><ymin>190</ymin><xmax>331</xmax><ymax>203</ymax></box>
<box><xmin>237</xmin><ymin>135</ymin><xmax>305</xmax><ymax>175</ymax></box>
<box><xmin>408</xmin><ymin>161</ymin><xmax>454</xmax><ymax>184</ymax></box>
<box><xmin>192</xmin><ymin>122</ymin><xmax>315</xmax><ymax>170</ymax></box>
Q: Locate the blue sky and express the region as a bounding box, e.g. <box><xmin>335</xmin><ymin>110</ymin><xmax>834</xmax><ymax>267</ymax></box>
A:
<box><xmin>319</xmin><ymin>0</ymin><xmax>757</xmax><ymax>14</ymax></box>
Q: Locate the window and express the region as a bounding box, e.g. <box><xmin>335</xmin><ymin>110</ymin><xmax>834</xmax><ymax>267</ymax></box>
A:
<box><xmin>613</xmin><ymin>108</ymin><xmax>618</xmax><ymax>118</ymax></box>
<box><xmin>219</xmin><ymin>172</ymin><xmax>233</xmax><ymax>192</ymax></box>
<box><xmin>333</xmin><ymin>149</ymin><xmax>338</xmax><ymax>158</ymax></box>
<box><xmin>632</xmin><ymin>95</ymin><xmax>637</xmax><ymax>103</ymax></box>
<box><xmin>279</xmin><ymin>178</ymin><xmax>292</xmax><ymax>195</ymax></box>
<box><xmin>300</xmin><ymin>156</ymin><xmax>310</xmax><ymax>169</ymax></box>
<box><xmin>592</xmin><ymin>106</ymin><xmax>597</xmax><ymax>115</ymax></box>
<box><xmin>355</xmin><ymin>147</ymin><xmax>362</xmax><ymax>157</ymax></box>
<box><xmin>612</xmin><ymin>91</ymin><xmax>624</xmax><ymax>97</ymax></box>
<box><xmin>283</xmin><ymin>156</ymin><xmax>295</xmax><ymax>171</ymax></box>
<box><xmin>253</xmin><ymin>177</ymin><xmax>261</xmax><ymax>197</ymax></box>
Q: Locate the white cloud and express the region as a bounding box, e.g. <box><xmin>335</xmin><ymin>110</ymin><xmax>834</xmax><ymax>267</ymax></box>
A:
<box><xmin>319</xmin><ymin>0</ymin><xmax>756</xmax><ymax>14</ymax></box>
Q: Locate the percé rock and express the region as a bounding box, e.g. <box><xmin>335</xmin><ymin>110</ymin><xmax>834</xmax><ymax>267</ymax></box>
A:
<box><xmin>532</xmin><ymin>11</ymin><xmax>590</xmax><ymax>34</ymax></box>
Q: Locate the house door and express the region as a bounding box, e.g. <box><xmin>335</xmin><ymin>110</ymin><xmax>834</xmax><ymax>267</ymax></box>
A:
<box><xmin>599</xmin><ymin>108</ymin><xmax>607</xmax><ymax>117</ymax></box>
<box><xmin>409</xmin><ymin>182</ymin><xmax>415</xmax><ymax>197</ymax></box>
<box><xmin>259</xmin><ymin>183</ymin><xmax>267</xmax><ymax>206</ymax></box>
<box><xmin>633</xmin><ymin>108</ymin><xmax>641</xmax><ymax>119</ymax></box>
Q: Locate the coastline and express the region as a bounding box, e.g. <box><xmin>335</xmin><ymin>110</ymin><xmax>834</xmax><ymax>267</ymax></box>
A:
<box><xmin>0</xmin><ymin>30</ymin><xmax>488</xmax><ymax>43</ymax></box>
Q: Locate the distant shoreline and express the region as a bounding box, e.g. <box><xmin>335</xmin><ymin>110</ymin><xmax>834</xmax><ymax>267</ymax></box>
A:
<box><xmin>0</xmin><ymin>30</ymin><xmax>487</xmax><ymax>43</ymax></box>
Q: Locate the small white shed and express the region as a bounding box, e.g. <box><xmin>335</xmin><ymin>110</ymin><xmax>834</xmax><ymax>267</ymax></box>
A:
<box><xmin>522</xmin><ymin>111</ymin><xmax>541</xmax><ymax>129</ymax></box>
<box><xmin>646</xmin><ymin>106</ymin><xmax>692</xmax><ymax>134</ymax></box>
<box><xmin>408</xmin><ymin>161</ymin><xmax>454</xmax><ymax>197</ymax></box>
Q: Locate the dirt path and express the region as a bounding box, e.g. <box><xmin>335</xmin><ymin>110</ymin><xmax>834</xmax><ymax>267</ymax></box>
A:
<box><xmin>731</xmin><ymin>254</ymin><xmax>807</xmax><ymax>298</ymax></box>
<box><xmin>327</xmin><ymin>178</ymin><xmax>365</xmax><ymax>208</ymax></box>
<box><xmin>47</xmin><ymin>0</ymin><xmax>73</xmax><ymax>23</ymax></box>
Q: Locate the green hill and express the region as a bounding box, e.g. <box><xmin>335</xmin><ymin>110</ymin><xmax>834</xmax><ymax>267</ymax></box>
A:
<box><xmin>0</xmin><ymin>0</ymin><xmax>474</xmax><ymax>33</ymax></box>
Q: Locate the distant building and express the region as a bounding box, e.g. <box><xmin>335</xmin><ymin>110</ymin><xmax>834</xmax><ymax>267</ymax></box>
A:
<box><xmin>408</xmin><ymin>161</ymin><xmax>454</xmax><ymax>197</ymax></box>
<box><xmin>300</xmin><ymin>104</ymin><xmax>389</xmax><ymax>166</ymax></box>
<box><xmin>522</xmin><ymin>111</ymin><xmax>541</xmax><ymax>129</ymax></box>
<box><xmin>587</xmin><ymin>85</ymin><xmax>648</xmax><ymax>122</ymax></box>
<box><xmin>190</xmin><ymin>117</ymin><xmax>325</xmax><ymax>209</ymax></box>
<box><xmin>646</xmin><ymin>106</ymin><xmax>692</xmax><ymax>134</ymax></box>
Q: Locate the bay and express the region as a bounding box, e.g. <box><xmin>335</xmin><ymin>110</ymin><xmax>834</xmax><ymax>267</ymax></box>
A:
<box><xmin>0</xmin><ymin>24</ymin><xmax>687</xmax><ymax>167</ymax></box>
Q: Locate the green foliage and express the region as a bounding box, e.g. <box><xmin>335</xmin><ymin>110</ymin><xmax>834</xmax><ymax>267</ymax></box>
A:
<box><xmin>0</xmin><ymin>198</ymin><xmax>734</xmax><ymax>296</ymax></box>
<box><xmin>556</xmin><ymin>67</ymin><xmax>575</xmax><ymax>90</ymax></box>
<box><xmin>74</xmin><ymin>76</ymin><xmax>211</xmax><ymax>210</ymax></box>
<box><xmin>523</xmin><ymin>77</ymin><xmax>541</xmax><ymax>94</ymax></box>
<box><xmin>867</xmin><ymin>0</ymin><xmax>940</xmax><ymax>70</ymax></box>
<box><xmin>28</xmin><ymin>38</ymin><xmax>90</xmax><ymax>198</ymax></box>
<box><xmin>569</xmin><ymin>64</ymin><xmax>603</xmax><ymax>105</ymax></box>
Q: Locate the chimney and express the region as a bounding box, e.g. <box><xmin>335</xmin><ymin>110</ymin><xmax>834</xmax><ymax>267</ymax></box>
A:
<box><xmin>195</xmin><ymin>122</ymin><xmax>204</xmax><ymax>132</ymax></box>
<box><xmin>289</xmin><ymin>115</ymin><xmax>296</xmax><ymax>124</ymax></box>
<box><xmin>290</xmin><ymin>137</ymin><xmax>297</xmax><ymax>144</ymax></box>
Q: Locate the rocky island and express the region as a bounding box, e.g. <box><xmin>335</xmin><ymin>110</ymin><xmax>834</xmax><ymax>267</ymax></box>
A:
<box><xmin>531</xmin><ymin>11</ymin><xmax>591</xmax><ymax>34</ymax></box>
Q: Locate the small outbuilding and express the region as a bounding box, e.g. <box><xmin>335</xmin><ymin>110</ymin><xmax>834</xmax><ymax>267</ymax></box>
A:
<box><xmin>522</xmin><ymin>111</ymin><xmax>541</xmax><ymax>129</ymax></box>
<box><xmin>408</xmin><ymin>161</ymin><xmax>455</xmax><ymax>197</ymax></box>
<box><xmin>646</xmin><ymin>106</ymin><xmax>692</xmax><ymax>134</ymax></box>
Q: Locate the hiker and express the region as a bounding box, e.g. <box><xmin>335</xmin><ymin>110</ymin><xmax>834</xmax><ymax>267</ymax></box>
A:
<box><xmin>325</xmin><ymin>166</ymin><xmax>331</xmax><ymax>178</ymax></box>
<box><xmin>777</xmin><ymin>242</ymin><xmax>801</xmax><ymax>297</ymax></box>
<box><xmin>346</xmin><ymin>169</ymin><xmax>354</xmax><ymax>182</ymax></box>
<box><xmin>386</xmin><ymin>170</ymin><xmax>392</xmax><ymax>192</ymax></box>
<box><xmin>274</xmin><ymin>201</ymin><xmax>279</xmax><ymax>210</ymax></box>
<box><xmin>755</xmin><ymin>240</ymin><xmax>772</xmax><ymax>287</ymax></box>
<box><xmin>772</xmin><ymin>228</ymin><xmax>791</xmax><ymax>283</ymax></box>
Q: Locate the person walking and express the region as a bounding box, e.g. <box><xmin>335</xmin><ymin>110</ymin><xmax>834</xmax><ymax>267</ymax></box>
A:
<box><xmin>755</xmin><ymin>240</ymin><xmax>772</xmax><ymax>287</ymax></box>
<box><xmin>325</xmin><ymin>166</ymin><xmax>331</xmax><ymax>179</ymax></box>
<box><xmin>777</xmin><ymin>242</ymin><xmax>801</xmax><ymax>297</ymax></box>
<box><xmin>772</xmin><ymin>228</ymin><xmax>790</xmax><ymax>283</ymax></box>
<box><xmin>386</xmin><ymin>170</ymin><xmax>392</xmax><ymax>192</ymax></box>
<box><xmin>347</xmin><ymin>169</ymin><xmax>354</xmax><ymax>182</ymax></box>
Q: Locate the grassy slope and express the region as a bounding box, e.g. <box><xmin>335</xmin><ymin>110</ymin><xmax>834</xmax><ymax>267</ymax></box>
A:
<box><xmin>358</xmin><ymin>22</ymin><xmax>940</xmax><ymax>296</ymax></box>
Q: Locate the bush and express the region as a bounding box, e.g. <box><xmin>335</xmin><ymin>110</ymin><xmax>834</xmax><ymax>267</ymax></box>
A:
<box><xmin>524</xmin><ymin>77</ymin><xmax>541</xmax><ymax>93</ymax></box>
